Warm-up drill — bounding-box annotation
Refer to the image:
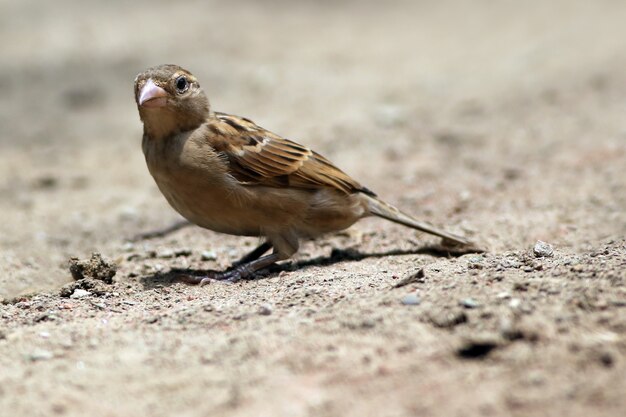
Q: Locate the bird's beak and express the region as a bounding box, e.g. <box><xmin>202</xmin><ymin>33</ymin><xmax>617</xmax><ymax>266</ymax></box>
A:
<box><xmin>138</xmin><ymin>79</ymin><xmax>168</xmax><ymax>108</ymax></box>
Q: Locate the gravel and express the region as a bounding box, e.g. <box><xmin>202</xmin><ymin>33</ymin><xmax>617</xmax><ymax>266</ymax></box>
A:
<box><xmin>68</xmin><ymin>253</ymin><xmax>117</xmax><ymax>283</ymax></box>
<box><xmin>69</xmin><ymin>289</ymin><xmax>91</xmax><ymax>299</ymax></box>
<box><xmin>533</xmin><ymin>241</ymin><xmax>554</xmax><ymax>258</ymax></box>
<box><xmin>400</xmin><ymin>294</ymin><xmax>422</xmax><ymax>306</ymax></box>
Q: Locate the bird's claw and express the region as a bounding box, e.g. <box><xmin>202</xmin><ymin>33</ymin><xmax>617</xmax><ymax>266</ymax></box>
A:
<box><xmin>190</xmin><ymin>265</ymin><xmax>255</xmax><ymax>286</ymax></box>
<box><xmin>198</xmin><ymin>277</ymin><xmax>214</xmax><ymax>286</ymax></box>
<box><xmin>198</xmin><ymin>272</ymin><xmax>241</xmax><ymax>285</ymax></box>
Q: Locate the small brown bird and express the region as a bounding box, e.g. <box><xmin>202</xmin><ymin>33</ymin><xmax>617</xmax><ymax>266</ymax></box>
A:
<box><xmin>134</xmin><ymin>64</ymin><xmax>471</xmax><ymax>283</ymax></box>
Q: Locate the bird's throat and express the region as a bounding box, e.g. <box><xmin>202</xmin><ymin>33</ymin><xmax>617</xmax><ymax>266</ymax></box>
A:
<box><xmin>140</xmin><ymin>105</ymin><xmax>208</xmax><ymax>141</ymax></box>
<box><xmin>140</xmin><ymin>109</ymin><xmax>180</xmax><ymax>141</ymax></box>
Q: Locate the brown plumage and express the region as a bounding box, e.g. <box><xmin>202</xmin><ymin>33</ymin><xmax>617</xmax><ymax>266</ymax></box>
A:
<box><xmin>134</xmin><ymin>64</ymin><xmax>471</xmax><ymax>283</ymax></box>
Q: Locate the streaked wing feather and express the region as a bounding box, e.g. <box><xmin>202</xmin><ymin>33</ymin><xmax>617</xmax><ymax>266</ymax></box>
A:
<box><xmin>208</xmin><ymin>113</ymin><xmax>373</xmax><ymax>195</ymax></box>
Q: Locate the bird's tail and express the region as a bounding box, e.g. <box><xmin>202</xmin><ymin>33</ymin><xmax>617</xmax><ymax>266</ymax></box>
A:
<box><xmin>362</xmin><ymin>194</ymin><xmax>471</xmax><ymax>245</ymax></box>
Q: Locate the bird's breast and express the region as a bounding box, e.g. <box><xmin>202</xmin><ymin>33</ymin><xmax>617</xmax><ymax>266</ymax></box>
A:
<box><xmin>142</xmin><ymin>133</ymin><xmax>257</xmax><ymax>235</ymax></box>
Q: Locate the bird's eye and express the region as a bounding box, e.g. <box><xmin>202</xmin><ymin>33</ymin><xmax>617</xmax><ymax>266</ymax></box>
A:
<box><xmin>175</xmin><ymin>76</ymin><xmax>189</xmax><ymax>93</ymax></box>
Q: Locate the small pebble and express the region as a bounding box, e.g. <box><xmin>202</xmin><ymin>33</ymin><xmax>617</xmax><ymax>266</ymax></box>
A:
<box><xmin>533</xmin><ymin>240</ymin><xmax>554</xmax><ymax>257</ymax></box>
<box><xmin>401</xmin><ymin>294</ymin><xmax>421</xmax><ymax>306</ymax></box>
<box><xmin>118</xmin><ymin>206</ymin><xmax>139</xmax><ymax>221</ymax></box>
<box><xmin>60</xmin><ymin>339</ymin><xmax>74</xmax><ymax>349</ymax></box>
<box><xmin>158</xmin><ymin>249</ymin><xmax>175</xmax><ymax>259</ymax></box>
<box><xmin>258</xmin><ymin>304</ymin><xmax>273</xmax><ymax>316</ymax></box>
<box><xmin>70</xmin><ymin>289</ymin><xmax>91</xmax><ymax>299</ymax></box>
<box><xmin>201</xmin><ymin>250</ymin><xmax>217</xmax><ymax>261</ymax></box>
<box><xmin>459</xmin><ymin>298</ymin><xmax>480</xmax><ymax>308</ymax></box>
<box><xmin>467</xmin><ymin>256</ymin><xmax>484</xmax><ymax>269</ymax></box>
<box><xmin>428</xmin><ymin>308</ymin><xmax>468</xmax><ymax>328</ymax></box>
<box><xmin>460</xmin><ymin>298</ymin><xmax>480</xmax><ymax>309</ymax></box>
<box><xmin>526</xmin><ymin>371</ymin><xmax>546</xmax><ymax>386</ymax></box>
<box><xmin>360</xmin><ymin>319</ymin><xmax>376</xmax><ymax>329</ymax></box>
<box><xmin>121</xmin><ymin>242</ymin><xmax>135</xmax><ymax>252</ymax></box>
<box><xmin>499</xmin><ymin>316</ymin><xmax>523</xmax><ymax>341</ymax></box>
<box><xmin>28</xmin><ymin>349</ymin><xmax>54</xmax><ymax>361</ymax></box>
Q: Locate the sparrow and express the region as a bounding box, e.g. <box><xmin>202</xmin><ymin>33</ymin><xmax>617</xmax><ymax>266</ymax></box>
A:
<box><xmin>134</xmin><ymin>64</ymin><xmax>472</xmax><ymax>283</ymax></box>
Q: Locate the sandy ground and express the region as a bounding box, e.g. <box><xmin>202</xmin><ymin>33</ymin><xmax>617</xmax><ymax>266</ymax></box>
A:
<box><xmin>1</xmin><ymin>0</ymin><xmax>625</xmax><ymax>416</ymax></box>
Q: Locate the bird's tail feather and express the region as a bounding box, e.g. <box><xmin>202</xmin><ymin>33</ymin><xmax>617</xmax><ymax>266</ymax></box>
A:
<box><xmin>362</xmin><ymin>194</ymin><xmax>470</xmax><ymax>245</ymax></box>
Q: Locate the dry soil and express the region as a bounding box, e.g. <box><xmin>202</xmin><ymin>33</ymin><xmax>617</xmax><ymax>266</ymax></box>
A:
<box><xmin>0</xmin><ymin>1</ymin><xmax>625</xmax><ymax>416</ymax></box>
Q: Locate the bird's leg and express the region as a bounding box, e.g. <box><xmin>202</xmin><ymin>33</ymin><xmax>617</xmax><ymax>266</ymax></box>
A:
<box><xmin>181</xmin><ymin>233</ymin><xmax>297</xmax><ymax>285</ymax></box>
<box><xmin>198</xmin><ymin>253</ymin><xmax>281</xmax><ymax>285</ymax></box>
<box><xmin>130</xmin><ymin>220</ymin><xmax>191</xmax><ymax>241</ymax></box>
<box><xmin>232</xmin><ymin>241</ymin><xmax>273</xmax><ymax>266</ymax></box>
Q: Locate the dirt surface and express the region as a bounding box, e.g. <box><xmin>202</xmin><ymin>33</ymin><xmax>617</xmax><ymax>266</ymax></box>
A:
<box><xmin>1</xmin><ymin>1</ymin><xmax>625</xmax><ymax>416</ymax></box>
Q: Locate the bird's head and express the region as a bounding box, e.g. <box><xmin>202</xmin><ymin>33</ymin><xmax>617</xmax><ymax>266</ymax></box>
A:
<box><xmin>134</xmin><ymin>64</ymin><xmax>210</xmax><ymax>139</ymax></box>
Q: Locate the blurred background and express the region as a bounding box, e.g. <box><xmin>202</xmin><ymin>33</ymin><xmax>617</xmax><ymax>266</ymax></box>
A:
<box><xmin>1</xmin><ymin>0</ymin><xmax>625</xmax><ymax>299</ymax></box>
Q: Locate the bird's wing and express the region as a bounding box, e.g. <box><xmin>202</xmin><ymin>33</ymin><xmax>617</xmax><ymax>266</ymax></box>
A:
<box><xmin>206</xmin><ymin>112</ymin><xmax>374</xmax><ymax>195</ymax></box>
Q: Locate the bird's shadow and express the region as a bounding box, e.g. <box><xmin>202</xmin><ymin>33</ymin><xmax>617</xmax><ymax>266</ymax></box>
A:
<box><xmin>138</xmin><ymin>243</ymin><xmax>481</xmax><ymax>290</ymax></box>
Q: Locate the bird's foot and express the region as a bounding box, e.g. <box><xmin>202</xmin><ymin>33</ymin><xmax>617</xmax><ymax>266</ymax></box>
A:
<box><xmin>179</xmin><ymin>253</ymin><xmax>280</xmax><ymax>286</ymax></box>
<box><xmin>198</xmin><ymin>269</ymin><xmax>247</xmax><ymax>285</ymax></box>
<box><xmin>179</xmin><ymin>264</ymin><xmax>256</xmax><ymax>286</ymax></box>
